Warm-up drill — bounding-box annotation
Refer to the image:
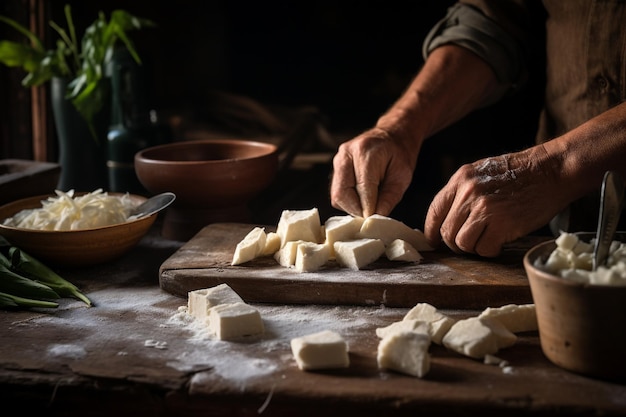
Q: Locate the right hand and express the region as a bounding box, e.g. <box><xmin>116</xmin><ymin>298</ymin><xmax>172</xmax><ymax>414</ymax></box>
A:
<box><xmin>330</xmin><ymin>127</ymin><xmax>417</xmax><ymax>218</ymax></box>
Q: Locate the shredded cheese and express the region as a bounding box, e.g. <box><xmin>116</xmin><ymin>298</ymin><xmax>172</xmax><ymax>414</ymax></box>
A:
<box><xmin>3</xmin><ymin>189</ymin><xmax>136</xmax><ymax>231</ymax></box>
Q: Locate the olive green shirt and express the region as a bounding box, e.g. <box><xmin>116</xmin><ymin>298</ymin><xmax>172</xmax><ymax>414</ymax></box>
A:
<box><xmin>423</xmin><ymin>0</ymin><xmax>626</xmax><ymax>232</ymax></box>
<box><xmin>423</xmin><ymin>0</ymin><xmax>626</xmax><ymax>143</ymax></box>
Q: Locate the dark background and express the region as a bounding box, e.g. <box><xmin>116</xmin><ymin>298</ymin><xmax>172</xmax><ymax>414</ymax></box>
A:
<box><xmin>0</xmin><ymin>0</ymin><xmax>544</xmax><ymax>227</ymax></box>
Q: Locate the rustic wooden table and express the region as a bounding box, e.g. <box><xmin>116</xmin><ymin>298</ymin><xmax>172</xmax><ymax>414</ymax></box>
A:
<box><xmin>1</xmin><ymin>223</ymin><xmax>624</xmax><ymax>417</ymax></box>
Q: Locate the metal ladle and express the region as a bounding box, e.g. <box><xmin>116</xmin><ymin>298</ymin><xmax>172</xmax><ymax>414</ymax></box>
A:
<box><xmin>592</xmin><ymin>171</ymin><xmax>624</xmax><ymax>270</ymax></box>
<box><xmin>129</xmin><ymin>192</ymin><xmax>176</xmax><ymax>220</ymax></box>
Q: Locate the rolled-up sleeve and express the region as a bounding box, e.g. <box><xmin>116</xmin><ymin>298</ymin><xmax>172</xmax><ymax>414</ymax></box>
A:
<box><xmin>422</xmin><ymin>2</ymin><xmax>529</xmax><ymax>102</ymax></box>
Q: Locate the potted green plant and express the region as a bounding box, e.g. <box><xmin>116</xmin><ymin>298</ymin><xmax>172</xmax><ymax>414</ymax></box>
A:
<box><xmin>0</xmin><ymin>4</ymin><xmax>154</xmax><ymax>190</ymax></box>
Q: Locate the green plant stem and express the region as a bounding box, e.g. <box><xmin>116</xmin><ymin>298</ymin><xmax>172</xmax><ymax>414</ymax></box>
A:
<box><xmin>8</xmin><ymin>247</ymin><xmax>92</xmax><ymax>306</ymax></box>
<box><xmin>0</xmin><ymin>291</ymin><xmax>58</xmax><ymax>309</ymax></box>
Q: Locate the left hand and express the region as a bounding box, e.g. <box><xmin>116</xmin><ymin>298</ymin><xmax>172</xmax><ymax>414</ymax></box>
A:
<box><xmin>424</xmin><ymin>145</ymin><xmax>567</xmax><ymax>257</ymax></box>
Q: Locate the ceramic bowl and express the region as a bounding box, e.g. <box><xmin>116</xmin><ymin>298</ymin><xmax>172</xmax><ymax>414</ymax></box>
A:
<box><xmin>523</xmin><ymin>233</ymin><xmax>626</xmax><ymax>381</ymax></box>
<box><xmin>134</xmin><ymin>138</ymin><xmax>279</xmax><ymax>241</ymax></box>
<box><xmin>0</xmin><ymin>193</ymin><xmax>156</xmax><ymax>267</ymax></box>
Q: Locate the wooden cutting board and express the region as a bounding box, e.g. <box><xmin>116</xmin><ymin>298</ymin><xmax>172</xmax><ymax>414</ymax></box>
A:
<box><xmin>159</xmin><ymin>222</ymin><xmax>547</xmax><ymax>309</ymax></box>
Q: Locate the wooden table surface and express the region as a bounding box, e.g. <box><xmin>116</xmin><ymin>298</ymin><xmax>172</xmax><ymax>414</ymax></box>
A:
<box><xmin>1</xmin><ymin>223</ymin><xmax>625</xmax><ymax>417</ymax></box>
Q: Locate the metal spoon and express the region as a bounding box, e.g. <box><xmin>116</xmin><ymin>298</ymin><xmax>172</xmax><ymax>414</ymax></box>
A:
<box><xmin>592</xmin><ymin>171</ymin><xmax>624</xmax><ymax>270</ymax></box>
<box><xmin>129</xmin><ymin>192</ymin><xmax>176</xmax><ymax>220</ymax></box>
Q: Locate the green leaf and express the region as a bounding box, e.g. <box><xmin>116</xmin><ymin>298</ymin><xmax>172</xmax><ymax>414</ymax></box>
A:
<box><xmin>0</xmin><ymin>5</ymin><xmax>155</xmax><ymax>142</ymax></box>
<box><xmin>0</xmin><ymin>291</ymin><xmax>59</xmax><ymax>309</ymax></box>
<box><xmin>0</xmin><ymin>263</ymin><xmax>60</xmax><ymax>300</ymax></box>
<box><xmin>9</xmin><ymin>247</ymin><xmax>92</xmax><ymax>306</ymax></box>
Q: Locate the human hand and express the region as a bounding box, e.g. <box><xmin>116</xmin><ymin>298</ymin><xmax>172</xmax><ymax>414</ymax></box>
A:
<box><xmin>424</xmin><ymin>146</ymin><xmax>566</xmax><ymax>257</ymax></box>
<box><xmin>330</xmin><ymin>127</ymin><xmax>417</xmax><ymax>218</ymax></box>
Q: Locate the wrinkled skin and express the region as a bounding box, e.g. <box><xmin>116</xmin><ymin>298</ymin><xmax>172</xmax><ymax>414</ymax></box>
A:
<box><xmin>424</xmin><ymin>146</ymin><xmax>565</xmax><ymax>257</ymax></box>
<box><xmin>330</xmin><ymin>45</ymin><xmax>626</xmax><ymax>257</ymax></box>
<box><xmin>330</xmin><ymin>127</ymin><xmax>416</xmax><ymax>219</ymax></box>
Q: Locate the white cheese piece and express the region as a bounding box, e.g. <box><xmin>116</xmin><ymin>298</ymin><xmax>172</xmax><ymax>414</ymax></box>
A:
<box><xmin>290</xmin><ymin>330</ymin><xmax>350</xmax><ymax>371</ymax></box>
<box><xmin>358</xmin><ymin>214</ymin><xmax>434</xmax><ymax>251</ymax></box>
<box><xmin>478</xmin><ymin>304</ymin><xmax>537</xmax><ymax>333</ymax></box>
<box><xmin>385</xmin><ymin>239</ymin><xmax>423</xmax><ymax>262</ymax></box>
<box><xmin>324</xmin><ymin>215</ymin><xmax>364</xmax><ymax>258</ymax></box>
<box><xmin>442</xmin><ymin>316</ymin><xmax>517</xmax><ymax>359</ymax></box>
<box><xmin>274</xmin><ymin>240</ymin><xmax>306</xmax><ymax>267</ymax></box>
<box><xmin>377</xmin><ymin>331</ymin><xmax>431</xmax><ymax>378</ymax></box>
<box><xmin>375</xmin><ymin>319</ymin><xmax>430</xmax><ymax>339</ymax></box>
<box><xmin>187</xmin><ymin>283</ymin><xmax>244</xmax><ymax>320</ymax></box>
<box><xmin>231</xmin><ymin>227</ymin><xmax>267</xmax><ymax>265</ymax></box>
<box><xmin>261</xmin><ymin>231</ymin><xmax>281</xmax><ymax>256</ymax></box>
<box><xmin>403</xmin><ymin>303</ymin><xmax>456</xmax><ymax>344</ymax></box>
<box><xmin>333</xmin><ymin>238</ymin><xmax>385</xmax><ymax>270</ymax></box>
<box><xmin>276</xmin><ymin>208</ymin><xmax>323</xmax><ymax>246</ymax></box>
<box><xmin>208</xmin><ymin>302</ymin><xmax>264</xmax><ymax>340</ymax></box>
<box><xmin>295</xmin><ymin>241</ymin><xmax>330</xmax><ymax>273</ymax></box>
<box><xmin>484</xmin><ymin>354</ymin><xmax>509</xmax><ymax>367</ymax></box>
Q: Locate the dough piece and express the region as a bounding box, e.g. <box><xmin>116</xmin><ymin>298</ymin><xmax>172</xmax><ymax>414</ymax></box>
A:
<box><xmin>231</xmin><ymin>227</ymin><xmax>266</xmax><ymax>265</ymax></box>
<box><xmin>403</xmin><ymin>303</ymin><xmax>456</xmax><ymax>344</ymax></box>
<box><xmin>358</xmin><ymin>214</ymin><xmax>434</xmax><ymax>252</ymax></box>
<box><xmin>333</xmin><ymin>238</ymin><xmax>385</xmax><ymax>270</ymax></box>
<box><xmin>324</xmin><ymin>215</ymin><xmax>364</xmax><ymax>258</ymax></box>
<box><xmin>274</xmin><ymin>240</ymin><xmax>306</xmax><ymax>267</ymax></box>
<box><xmin>290</xmin><ymin>330</ymin><xmax>350</xmax><ymax>371</ymax></box>
<box><xmin>208</xmin><ymin>302</ymin><xmax>264</xmax><ymax>340</ymax></box>
<box><xmin>295</xmin><ymin>241</ymin><xmax>330</xmax><ymax>273</ymax></box>
<box><xmin>375</xmin><ymin>319</ymin><xmax>430</xmax><ymax>339</ymax></box>
<box><xmin>261</xmin><ymin>232</ymin><xmax>281</xmax><ymax>256</ymax></box>
<box><xmin>276</xmin><ymin>208</ymin><xmax>323</xmax><ymax>246</ymax></box>
<box><xmin>478</xmin><ymin>304</ymin><xmax>537</xmax><ymax>333</ymax></box>
<box><xmin>377</xmin><ymin>331</ymin><xmax>431</xmax><ymax>378</ymax></box>
<box><xmin>385</xmin><ymin>239</ymin><xmax>423</xmax><ymax>262</ymax></box>
<box><xmin>187</xmin><ymin>283</ymin><xmax>244</xmax><ymax>320</ymax></box>
<box><xmin>442</xmin><ymin>316</ymin><xmax>517</xmax><ymax>359</ymax></box>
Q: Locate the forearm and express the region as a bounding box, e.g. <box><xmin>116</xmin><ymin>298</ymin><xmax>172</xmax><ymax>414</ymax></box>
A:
<box><xmin>542</xmin><ymin>101</ymin><xmax>626</xmax><ymax>201</ymax></box>
<box><xmin>375</xmin><ymin>45</ymin><xmax>501</xmax><ymax>161</ymax></box>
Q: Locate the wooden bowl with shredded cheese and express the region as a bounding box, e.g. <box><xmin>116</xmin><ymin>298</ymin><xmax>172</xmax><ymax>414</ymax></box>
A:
<box><xmin>0</xmin><ymin>192</ymin><xmax>156</xmax><ymax>267</ymax></box>
<box><xmin>523</xmin><ymin>232</ymin><xmax>626</xmax><ymax>382</ymax></box>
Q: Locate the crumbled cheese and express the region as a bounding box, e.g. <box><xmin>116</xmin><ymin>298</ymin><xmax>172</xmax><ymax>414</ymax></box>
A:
<box><xmin>536</xmin><ymin>232</ymin><xmax>626</xmax><ymax>286</ymax></box>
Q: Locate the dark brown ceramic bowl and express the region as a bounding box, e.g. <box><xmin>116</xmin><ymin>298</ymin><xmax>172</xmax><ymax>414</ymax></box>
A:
<box><xmin>523</xmin><ymin>233</ymin><xmax>626</xmax><ymax>382</ymax></box>
<box><xmin>0</xmin><ymin>193</ymin><xmax>156</xmax><ymax>267</ymax></box>
<box><xmin>134</xmin><ymin>139</ymin><xmax>279</xmax><ymax>240</ymax></box>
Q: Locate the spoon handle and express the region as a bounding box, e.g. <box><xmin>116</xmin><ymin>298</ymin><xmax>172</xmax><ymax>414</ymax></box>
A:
<box><xmin>593</xmin><ymin>171</ymin><xmax>625</xmax><ymax>270</ymax></box>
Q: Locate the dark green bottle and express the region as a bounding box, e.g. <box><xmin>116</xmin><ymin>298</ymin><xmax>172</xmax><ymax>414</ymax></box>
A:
<box><xmin>106</xmin><ymin>48</ymin><xmax>171</xmax><ymax>194</ymax></box>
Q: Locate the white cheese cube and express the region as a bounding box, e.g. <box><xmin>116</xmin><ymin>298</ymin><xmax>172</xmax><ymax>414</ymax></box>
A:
<box><xmin>231</xmin><ymin>227</ymin><xmax>267</xmax><ymax>265</ymax></box>
<box><xmin>208</xmin><ymin>302</ymin><xmax>264</xmax><ymax>340</ymax></box>
<box><xmin>290</xmin><ymin>330</ymin><xmax>350</xmax><ymax>371</ymax></box>
<box><xmin>375</xmin><ymin>319</ymin><xmax>430</xmax><ymax>339</ymax></box>
<box><xmin>403</xmin><ymin>303</ymin><xmax>456</xmax><ymax>344</ymax></box>
<box><xmin>377</xmin><ymin>331</ymin><xmax>431</xmax><ymax>378</ymax></box>
<box><xmin>261</xmin><ymin>231</ymin><xmax>281</xmax><ymax>256</ymax></box>
<box><xmin>324</xmin><ymin>215</ymin><xmax>364</xmax><ymax>258</ymax></box>
<box><xmin>385</xmin><ymin>239</ymin><xmax>423</xmax><ymax>262</ymax></box>
<box><xmin>478</xmin><ymin>303</ymin><xmax>537</xmax><ymax>333</ymax></box>
<box><xmin>555</xmin><ymin>232</ymin><xmax>579</xmax><ymax>251</ymax></box>
<box><xmin>295</xmin><ymin>241</ymin><xmax>330</xmax><ymax>273</ymax></box>
<box><xmin>358</xmin><ymin>214</ymin><xmax>434</xmax><ymax>251</ymax></box>
<box><xmin>187</xmin><ymin>283</ymin><xmax>244</xmax><ymax>320</ymax></box>
<box><xmin>276</xmin><ymin>208</ymin><xmax>323</xmax><ymax>246</ymax></box>
<box><xmin>333</xmin><ymin>238</ymin><xmax>385</xmax><ymax>270</ymax></box>
<box><xmin>274</xmin><ymin>240</ymin><xmax>306</xmax><ymax>267</ymax></box>
<box><xmin>442</xmin><ymin>316</ymin><xmax>517</xmax><ymax>359</ymax></box>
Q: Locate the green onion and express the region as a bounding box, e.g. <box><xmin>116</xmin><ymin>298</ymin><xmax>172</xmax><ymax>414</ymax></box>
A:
<box><xmin>0</xmin><ymin>263</ymin><xmax>60</xmax><ymax>300</ymax></box>
<box><xmin>8</xmin><ymin>247</ymin><xmax>92</xmax><ymax>306</ymax></box>
<box><xmin>0</xmin><ymin>291</ymin><xmax>58</xmax><ymax>309</ymax></box>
